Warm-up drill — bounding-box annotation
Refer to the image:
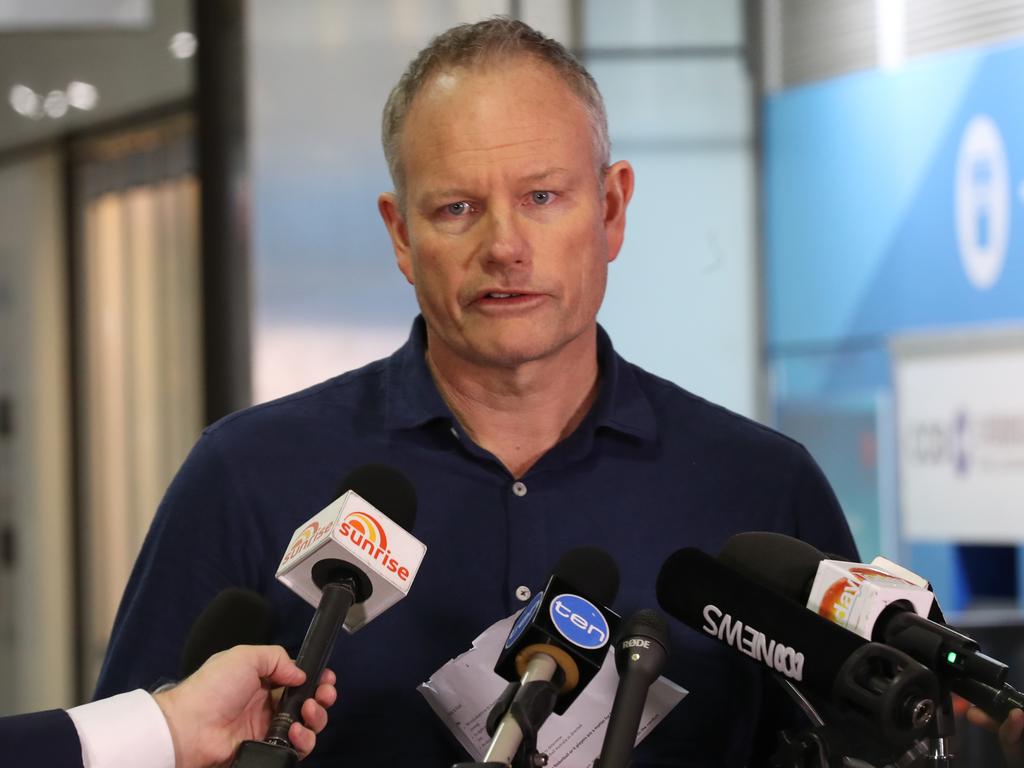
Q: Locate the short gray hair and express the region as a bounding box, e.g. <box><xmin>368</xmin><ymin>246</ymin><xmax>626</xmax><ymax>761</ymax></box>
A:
<box><xmin>381</xmin><ymin>16</ymin><xmax>610</xmax><ymax>204</ymax></box>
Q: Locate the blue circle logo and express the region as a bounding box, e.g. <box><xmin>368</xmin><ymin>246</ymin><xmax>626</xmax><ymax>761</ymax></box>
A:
<box><xmin>549</xmin><ymin>594</ymin><xmax>610</xmax><ymax>650</ymax></box>
<box><xmin>505</xmin><ymin>591</ymin><xmax>543</xmax><ymax>649</ymax></box>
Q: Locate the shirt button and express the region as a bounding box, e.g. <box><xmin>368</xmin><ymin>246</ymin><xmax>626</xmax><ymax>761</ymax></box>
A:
<box><xmin>450</xmin><ymin>426</ymin><xmax>458</xmax><ymax>438</ymax></box>
<box><xmin>515</xmin><ymin>585</ymin><xmax>532</xmax><ymax>601</ymax></box>
<box><xmin>512</xmin><ymin>481</ymin><xmax>527</xmax><ymax>497</ymax></box>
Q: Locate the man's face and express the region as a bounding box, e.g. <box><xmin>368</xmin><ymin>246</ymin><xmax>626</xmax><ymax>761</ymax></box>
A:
<box><xmin>379</xmin><ymin>56</ymin><xmax>633</xmax><ymax>370</ymax></box>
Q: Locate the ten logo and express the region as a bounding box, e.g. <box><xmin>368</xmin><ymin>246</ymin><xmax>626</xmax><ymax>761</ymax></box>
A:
<box><xmin>505</xmin><ymin>591</ymin><xmax>544</xmax><ymax>650</ymax></box>
<box><xmin>549</xmin><ymin>594</ymin><xmax>610</xmax><ymax>650</ymax></box>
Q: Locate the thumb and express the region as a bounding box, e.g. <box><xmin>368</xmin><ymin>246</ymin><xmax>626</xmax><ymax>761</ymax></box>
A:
<box><xmin>242</xmin><ymin>645</ymin><xmax>307</xmax><ymax>687</ymax></box>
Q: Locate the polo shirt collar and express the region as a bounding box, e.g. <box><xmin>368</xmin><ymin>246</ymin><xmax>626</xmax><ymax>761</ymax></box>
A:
<box><xmin>383</xmin><ymin>315</ymin><xmax>658</xmax><ymax>443</ymax></box>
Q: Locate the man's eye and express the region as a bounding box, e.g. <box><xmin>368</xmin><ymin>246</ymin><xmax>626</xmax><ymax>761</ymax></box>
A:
<box><xmin>446</xmin><ymin>202</ymin><xmax>471</xmax><ymax>216</ymax></box>
<box><xmin>531</xmin><ymin>191</ymin><xmax>554</xmax><ymax>205</ymax></box>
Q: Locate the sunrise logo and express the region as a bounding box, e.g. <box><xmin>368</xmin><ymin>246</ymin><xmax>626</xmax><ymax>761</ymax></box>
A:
<box><xmin>339</xmin><ymin>510</ymin><xmax>410</xmax><ymax>581</ymax></box>
<box><xmin>282</xmin><ymin>521</ymin><xmax>329</xmax><ymax>565</ymax></box>
<box><xmin>341</xmin><ymin>511</ymin><xmax>388</xmax><ymax>551</ymax></box>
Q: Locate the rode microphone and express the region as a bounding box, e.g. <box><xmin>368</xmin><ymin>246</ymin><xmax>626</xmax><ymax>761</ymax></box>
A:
<box><xmin>233</xmin><ymin>464</ymin><xmax>423</xmax><ymax>767</ymax></box>
<box><xmin>719</xmin><ymin>531</ymin><xmax>1017</xmax><ymax>716</ymax></box>
<box><xmin>179</xmin><ymin>588</ymin><xmax>274</xmax><ymax>678</ymax></box>
<box><xmin>593</xmin><ymin>609</ymin><xmax>669</xmax><ymax>768</ymax></box>
<box><xmin>656</xmin><ymin>547</ymin><xmax>938</xmax><ymax>746</ymax></box>
<box><xmin>458</xmin><ymin>547</ymin><xmax>621</xmax><ymax>768</ymax></box>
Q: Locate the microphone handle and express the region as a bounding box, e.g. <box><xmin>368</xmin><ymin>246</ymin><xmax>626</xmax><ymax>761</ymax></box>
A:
<box><xmin>594</xmin><ymin>671</ymin><xmax>654</xmax><ymax>768</ymax></box>
<box><xmin>952</xmin><ymin>677</ymin><xmax>1024</xmax><ymax>722</ymax></box>
<box><xmin>483</xmin><ymin>652</ymin><xmax>559</xmax><ymax>765</ymax></box>
<box><xmin>265</xmin><ymin>580</ymin><xmax>355</xmax><ymax>746</ymax></box>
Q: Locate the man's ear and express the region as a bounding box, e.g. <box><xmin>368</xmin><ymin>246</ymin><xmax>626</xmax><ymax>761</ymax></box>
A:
<box><xmin>378</xmin><ymin>192</ymin><xmax>415</xmax><ymax>284</ymax></box>
<box><xmin>602</xmin><ymin>160</ymin><xmax>634</xmax><ymax>263</ymax></box>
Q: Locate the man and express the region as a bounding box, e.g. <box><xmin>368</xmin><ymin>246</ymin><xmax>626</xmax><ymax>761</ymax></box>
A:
<box><xmin>96</xmin><ymin>18</ymin><xmax>856</xmax><ymax>766</ymax></box>
<box><xmin>4</xmin><ymin>643</ymin><xmax>336</xmax><ymax>768</ymax></box>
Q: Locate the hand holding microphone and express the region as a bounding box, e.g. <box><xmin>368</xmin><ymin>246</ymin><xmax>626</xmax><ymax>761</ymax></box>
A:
<box><xmin>233</xmin><ymin>464</ymin><xmax>425</xmax><ymax>767</ymax></box>
<box><xmin>156</xmin><ymin>644</ymin><xmax>337</xmax><ymax>768</ymax></box>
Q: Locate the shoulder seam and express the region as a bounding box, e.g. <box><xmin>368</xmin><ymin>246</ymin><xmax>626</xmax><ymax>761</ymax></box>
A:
<box><xmin>628</xmin><ymin>361</ymin><xmax>809</xmax><ymax>452</ymax></box>
<box><xmin>203</xmin><ymin>361</ymin><xmax>388</xmax><ymax>435</ymax></box>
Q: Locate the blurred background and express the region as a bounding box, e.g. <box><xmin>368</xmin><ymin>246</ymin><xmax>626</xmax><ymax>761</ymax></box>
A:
<box><xmin>1</xmin><ymin>0</ymin><xmax>1022</xmax><ymax>762</ymax></box>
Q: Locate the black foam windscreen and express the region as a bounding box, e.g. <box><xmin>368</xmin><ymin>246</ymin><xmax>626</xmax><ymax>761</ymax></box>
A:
<box><xmin>656</xmin><ymin>547</ymin><xmax>864</xmax><ymax>697</ymax></box>
<box><xmin>339</xmin><ymin>464</ymin><xmax>417</xmax><ymax>531</ymax></box>
<box><xmin>179</xmin><ymin>588</ymin><xmax>274</xmax><ymax>678</ymax></box>
<box><xmin>551</xmin><ymin>545</ymin><xmax>619</xmax><ymax>607</ymax></box>
<box><xmin>614</xmin><ymin>608</ymin><xmax>669</xmax><ymax>674</ymax></box>
<box><xmin>718</xmin><ymin>531</ymin><xmax>824</xmax><ymax>603</ymax></box>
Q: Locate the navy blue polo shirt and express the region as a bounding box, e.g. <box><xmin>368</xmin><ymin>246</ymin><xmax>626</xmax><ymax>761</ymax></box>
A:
<box><xmin>95</xmin><ymin>316</ymin><xmax>856</xmax><ymax>767</ymax></box>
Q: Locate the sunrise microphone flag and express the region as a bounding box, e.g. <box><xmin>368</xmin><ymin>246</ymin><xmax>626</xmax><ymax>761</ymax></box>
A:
<box><xmin>275</xmin><ymin>465</ymin><xmax>425</xmax><ymax>632</ymax></box>
<box><xmin>232</xmin><ymin>464</ymin><xmax>424</xmax><ymax>767</ymax></box>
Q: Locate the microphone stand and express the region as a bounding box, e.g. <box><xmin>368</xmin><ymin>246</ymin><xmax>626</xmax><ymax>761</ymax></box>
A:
<box><xmin>919</xmin><ymin>685</ymin><xmax>954</xmax><ymax>768</ymax></box>
<box><xmin>768</xmin><ymin>643</ymin><xmax>945</xmax><ymax>768</ymax></box>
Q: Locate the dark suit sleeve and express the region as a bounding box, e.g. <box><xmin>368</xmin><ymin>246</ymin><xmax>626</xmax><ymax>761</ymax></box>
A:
<box><xmin>0</xmin><ymin>709</ymin><xmax>84</xmax><ymax>768</ymax></box>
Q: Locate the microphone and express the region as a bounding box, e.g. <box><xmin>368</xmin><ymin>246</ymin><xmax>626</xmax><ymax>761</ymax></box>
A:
<box><xmin>719</xmin><ymin>532</ymin><xmax>1019</xmax><ymax>720</ymax></box>
<box><xmin>656</xmin><ymin>547</ymin><xmax>938</xmax><ymax>747</ymax></box>
<box><xmin>233</xmin><ymin>464</ymin><xmax>423</xmax><ymax>766</ymax></box>
<box><xmin>719</xmin><ymin>532</ymin><xmax>935</xmax><ymax>639</ymax></box>
<box><xmin>179</xmin><ymin>588</ymin><xmax>274</xmax><ymax>678</ymax></box>
<box><xmin>461</xmin><ymin>547</ymin><xmax>621</xmax><ymax>768</ymax></box>
<box><xmin>593</xmin><ymin>609</ymin><xmax>669</xmax><ymax>768</ymax></box>
<box><xmin>275</xmin><ymin>463</ymin><xmax>424</xmax><ymax>632</ymax></box>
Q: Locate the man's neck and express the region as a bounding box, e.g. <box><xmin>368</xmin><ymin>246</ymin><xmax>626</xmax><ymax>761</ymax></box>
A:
<box><xmin>425</xmin><ymin>331</ymin><xmax>601</xmax><ymax>479</ymax></box>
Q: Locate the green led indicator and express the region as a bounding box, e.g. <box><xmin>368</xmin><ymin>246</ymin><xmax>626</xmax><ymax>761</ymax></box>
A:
<box><xmin>947</xmin><ymin>651</ymin><xmax>958</xmax><ymax>664</ymax></box>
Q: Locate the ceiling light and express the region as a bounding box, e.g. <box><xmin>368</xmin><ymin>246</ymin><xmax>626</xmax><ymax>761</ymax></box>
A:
<box><xmin>169</xmin><ymin>31</ymin><xmax>197</xmax><ymax>59</ymax></box>
<box><xmin>9</xmin><ymin>84</ymin><xmax>42</xmax><ymax>119</ymax></box>
<box><xmin>876</xmin><ymin>0</ymin><xmax>906</xmax><ymax>72</ymax></box>
<box><xmin>43</xmin><ymin>89</ymin><xmax>69</xmax><ymax>119</ymax></box>
<box><xmin>67</xmin><ymin>81</ymin><xmax>99</xmax><ymax>111</ymax></box>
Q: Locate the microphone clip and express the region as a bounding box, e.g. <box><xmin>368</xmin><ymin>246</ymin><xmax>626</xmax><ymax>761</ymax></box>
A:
<box><xmin>451</xmin><ymin>675</ymin><xmax>561</xmax><ymax>768</ymax></box>
<box><xmin>487</xmin><ymin>676</ymin><xmax>560</xmax><ymax>768</ymax></box>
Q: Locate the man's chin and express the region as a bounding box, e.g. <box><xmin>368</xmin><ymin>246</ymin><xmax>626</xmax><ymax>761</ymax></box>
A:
<box><xmin>464</xmin><ymin>332</ymin><xmax>581</xmax><ymax>370</ymax></box>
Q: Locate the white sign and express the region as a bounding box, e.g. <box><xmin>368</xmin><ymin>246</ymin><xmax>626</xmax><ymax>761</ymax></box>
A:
<box><xmin>893</xmin><ymin>330</ymin><xmax>1024</xmax><ymax>542</ymax></box>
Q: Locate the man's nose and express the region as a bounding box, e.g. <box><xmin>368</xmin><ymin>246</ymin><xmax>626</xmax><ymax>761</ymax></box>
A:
<box><xmin>481</xmin><ymin>204</ymin><xmax>529</xmax><ymax>268</ymax></box>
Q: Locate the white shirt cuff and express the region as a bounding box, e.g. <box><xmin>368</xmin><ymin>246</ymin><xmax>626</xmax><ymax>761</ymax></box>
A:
<box><xmin>67</xmin><ymin>689</ymin><xmax>176</xmax><ymax>768</ymax></box>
